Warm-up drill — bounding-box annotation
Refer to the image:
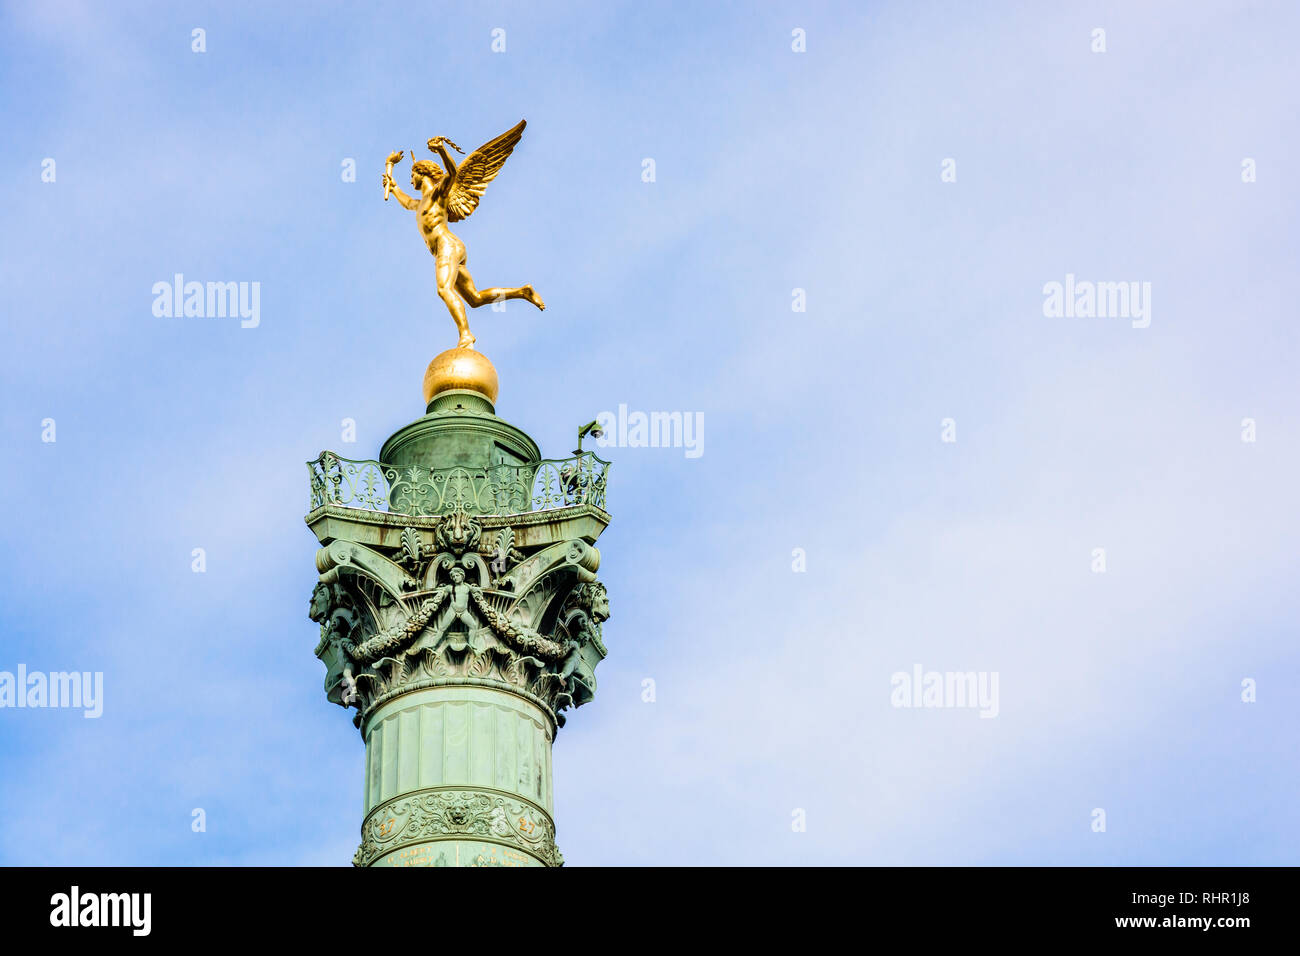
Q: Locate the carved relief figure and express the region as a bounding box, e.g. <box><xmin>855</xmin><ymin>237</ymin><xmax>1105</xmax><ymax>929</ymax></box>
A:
<box><xmin>309</xmin><ymin>581</ymin><xmax>360</xmax><ymax>706</ymax></box>
<box><xmin>556</xmin><ymin>581</ymin><xmax>611</xmax><ymax>694</ymax></box>
<box><xmin>430</xmin><ymin>566</ymin><xmax>479</xmax><ymax>644</ymax></box>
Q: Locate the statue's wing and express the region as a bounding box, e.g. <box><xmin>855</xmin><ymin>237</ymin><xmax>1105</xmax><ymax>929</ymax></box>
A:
<box><xmin>445</xmin><ymin>119</ymin><xmax>527</xmax><ymax>223</ymax></box>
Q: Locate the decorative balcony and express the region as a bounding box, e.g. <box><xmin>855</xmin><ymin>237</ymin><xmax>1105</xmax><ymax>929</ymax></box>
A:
<box><xmin>307</xmin><ymin>451</ymin><xmax>610</xmax><ymax>518</ymax></box>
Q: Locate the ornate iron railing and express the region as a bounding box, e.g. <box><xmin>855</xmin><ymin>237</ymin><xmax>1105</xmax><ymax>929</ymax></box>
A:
<box><xmin>307</xmin><ymin>451</ymin><xmax>610</xmax><ymax>518</ymax></box>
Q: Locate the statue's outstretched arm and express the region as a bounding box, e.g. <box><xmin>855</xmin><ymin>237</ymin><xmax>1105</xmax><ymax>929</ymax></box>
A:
<box><xmin>388</xmin><ymin>183</ymin><xmax>418</xmax><ymax>210</ymax></box>
<box><xmin>428</xmin><ymin>137</ymin><xmax>459</xmax><ymax>180</ymax></box>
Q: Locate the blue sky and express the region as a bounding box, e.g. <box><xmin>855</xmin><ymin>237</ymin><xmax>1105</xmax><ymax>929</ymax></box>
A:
<box><xmin>1</xmin><ymin>0</ymin><xmax>1297</xmax><ymax>865</ymax></box>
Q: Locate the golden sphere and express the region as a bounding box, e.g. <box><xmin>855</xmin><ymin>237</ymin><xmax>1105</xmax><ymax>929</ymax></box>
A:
<box><xmin>422</xmin><ymin>347</ymin><xmax>499</xmax><ymax>405</ymax></box>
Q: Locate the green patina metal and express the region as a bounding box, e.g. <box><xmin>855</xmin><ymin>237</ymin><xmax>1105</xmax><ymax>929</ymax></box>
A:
<box><xmin>383</xmin><ymin>389</ymin><xmax>539</xmax><ymax>472</ymax></box>
<box><xmin>305</xmin><ymin>392</ymin><xmax>611</xmax><ymax>867</ymax></box>
<box><xmin>307</xmin><ymin>451</ymin><xmax>609</xmax><ymax>518</ymax></box>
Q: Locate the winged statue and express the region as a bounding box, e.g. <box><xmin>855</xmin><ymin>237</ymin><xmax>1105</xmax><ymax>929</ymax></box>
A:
<box><xmin>382</xmin><ymin>119</ymin><xmax>545</xmax><ymax>349</ymax></box>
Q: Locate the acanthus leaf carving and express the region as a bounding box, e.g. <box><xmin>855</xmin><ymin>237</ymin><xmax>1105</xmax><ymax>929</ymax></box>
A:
<box><xmin>310</xmin><ymin>518</ymin><xmax>612</xmax><ymax>729</ymax></box>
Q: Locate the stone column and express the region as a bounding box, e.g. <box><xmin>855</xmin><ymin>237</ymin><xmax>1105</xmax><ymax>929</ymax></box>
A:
<box><xmin>305</xmin><ymin>348</ymin><xmax>611</xmax><ymax>867</ymax></box>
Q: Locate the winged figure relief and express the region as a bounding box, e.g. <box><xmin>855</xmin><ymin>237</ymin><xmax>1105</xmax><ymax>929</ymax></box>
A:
<box><xmin>383</xmin><ymin>120</ymin><xmax>545</xmax><ymax>348</ymax></box>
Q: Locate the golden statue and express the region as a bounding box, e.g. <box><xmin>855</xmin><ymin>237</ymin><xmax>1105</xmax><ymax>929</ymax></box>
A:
<box><xmin>383</xmin><ymin>119</ymin><xmax>545</xmax><ymax>351</ymax></box>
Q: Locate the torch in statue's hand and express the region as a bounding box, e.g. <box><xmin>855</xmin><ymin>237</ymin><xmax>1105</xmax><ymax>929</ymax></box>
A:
<box><xmin>383</xmin><ymin>150</ymin><xmax>404</xmax><ymax>201</ymax></box>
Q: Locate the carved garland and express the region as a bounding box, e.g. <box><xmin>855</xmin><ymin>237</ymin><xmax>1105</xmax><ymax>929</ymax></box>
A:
<box><xmin>469</xmin><ymin>589</ymin><xmax>568</xmax><ymax>659</ymax></box>
<box><xmin>347</xmin><ymin>587</ymin><xmax>569</xmax><ymax>669</ymax></box>
<box><xmin>350</xmin><ymin>593</ymin><xmax>445</xmax><ymax>665</ymax></box>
